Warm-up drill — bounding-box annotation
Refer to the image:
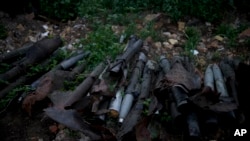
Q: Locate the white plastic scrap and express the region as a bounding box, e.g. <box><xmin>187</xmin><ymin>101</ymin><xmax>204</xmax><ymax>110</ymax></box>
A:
<box><xmin>190</xmin><ymin>49</ymin><xmax>199</xmax><ymax>56</ymax></box>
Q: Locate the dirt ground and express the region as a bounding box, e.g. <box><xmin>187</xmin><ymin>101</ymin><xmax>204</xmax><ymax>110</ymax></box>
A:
<box><xmin>0</xmin><ymin>11</ymin><xmax>90</xmax><ymax>141</ymax></box>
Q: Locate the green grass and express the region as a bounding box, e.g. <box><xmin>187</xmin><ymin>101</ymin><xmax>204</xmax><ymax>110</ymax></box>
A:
<box><xmin>140</xmin><ymin>21</ymin><xmax>162</xmax><ymax>41</ymax></box>
<box><xmin>215</xmin><ymin>23</ymin><xmax>238</xmax><ymax>48</ymax></box>
<box><xmin>77</xmin><ymin>24</ymin><xmax>124</xmax><ymax>70</ymax></box>
<box><xmin>182</xmin><ymin>27</ymin><xmax>201</xmax><ymax>57</ymax></box>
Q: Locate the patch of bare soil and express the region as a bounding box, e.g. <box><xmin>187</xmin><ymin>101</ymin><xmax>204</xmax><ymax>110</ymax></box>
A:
<box><xmin>0</xmin><ymin>11</ymin><xmax>89</xmax><ymax>141</ymax></box>
<box><xmin>0</xmin><ymin>98</ymin><xmax>55</xmax><ymax>141</ymax></box>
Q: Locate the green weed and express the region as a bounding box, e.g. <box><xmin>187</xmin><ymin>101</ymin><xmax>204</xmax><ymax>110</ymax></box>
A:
<box><xmin>182</xmin><ymin>27</ymin><xmax>201</xmax><ymax>57</ymax></box>
<box><xmin>142</xmin><ymin>98</ymin><xmax>151</xmax><ymax>115</ymax></box>
<box><xmin>124</xmin><ymin>23</ymin><xmax>137</xmax><ymax>37</ymax></box>
<box><xmin>211</xmin><ymin>51</ymin><xmax>221</xmax><ymax>61</ymax></box>
<box><xmin>215</xmin><ymin>23</ymin><xmax>238</xmax><ymax>47</ymax></box>
<box><xmin>139</xmin><ymin>21</ymin><xmax>162</xmax><ymax>41</ymax></box>
<box><xmin>0</xmin><ymin>85</ymin><xmax>31</xmax><ymax>110</ymax></box>
<box><xmin>124</xmin><ymin>21</ymin><xmax>162</xmax><ymax>41</ymax></box>
<box><xmin>215</xmin><ymin>23</ymin><xmax>248</xmax><ymax>48</ymax></box>
<box><xmin>106</xmin><ymin>13</ymin><xmax>140</xmax><ymax>26</ymax></box>
<box><xmin>65</xmin><ymin>128</ymin><xmax>81</xmax><ymax>138</ymax></box>
<box><xmin>78</xmin><ymin>25</ymin><xmax>124</xmax><ymax>69</ymax></box>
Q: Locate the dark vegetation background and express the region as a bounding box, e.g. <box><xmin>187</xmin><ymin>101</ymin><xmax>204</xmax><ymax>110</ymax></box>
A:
<box><xmin>0</xmin><ymin>0</ymin><xmax>250</xmax><ymax>22</ymax></box>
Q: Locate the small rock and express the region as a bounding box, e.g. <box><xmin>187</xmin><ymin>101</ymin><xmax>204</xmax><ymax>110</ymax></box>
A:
<box><xmin>207</xmin><ymin>40</ymin><xmax>219</xmax><ymax>49</ymax></box>
<box><xmin>170</xmin><ymin>33</ymin><xmax>178</xmax><ymax>39</ymax></box>
<box><xmin>162</xmin><ymin>41</ymin><xmax>169</xmax><ymax>46</ymax></box>
<box><xmin>147</xmin><ymin>60</ymin><xmax>157</xmax><ymax>70</ymax></box>
<box><xmin>197</xmin><ymin>57</ymin><xmax>207</xmax><ymax>67</ymax></box>
<box><xmin>178</xmin><ymin>21</ymin><xmax>185</xmax><ymax>31</ymax></box>
<box><xmin>16</xmin><ymin>24</ymin><xmax>25</xmax><ymax>31</ymax></box>
<box><xmin>144</xmin><ymin>13</ymin><xmax>161</xmax><ymax>24</ymax></box>
<box><xmin>197</xmin><ymin>46</ymin><xmax>207</xmax><ymax>53</ymax></box>
<box><xmin>145</xmin><ymin>36</ymin><xmax>153</xmax><ymax>44</ymax></box>
<box><xmin>136</xmin><ymin>24</ymin><xmax>143</xmax><ymax>30</ymax></box>
<box><xmin>163</xmin><ymin>41</ymin><xmax>173</xmax><ymax>50</ymax></box>
<box><xmin>154</xmin><ymin>42</ymin><xmax>162</xmax><ymax>49</ymax></box>
<box><xmin>197</xmin><ymin>42</ymin><xmax>207</xmax><ymax>53</ymax></box>
<box><xmin>217</xmin><ymin>46</ymin><xmax>225</xmax><ymax>51</ymax></box>
<box><xmin>214</xmin><ymin>35</ymin><xmax>224</xmax><ymax>41</ymax></box>
<box><xmin>29</xmin><ymin>36</ymin><xmax>37</xmax><ymax>42</ymax></box>
<box><xmin>162</xmin><ymin>32</ymin><xmax>171</xmax><ymax>37</ymax></box>
<box><xmin>67</xmin><ymin>44</ymin><xmax>74</xmax><ymax>50</ymax></box>
<box><xmin>73</xmin><ymin>24</ymin><xmax>84</xmax><ymax>29</ymax></box>
<box><xmin>168</xmin><ymin>39</ymin><xmax>178</xmax><ymax>45</ymax></box>
<box><xmin>42</xmin><ymin>25</ymin><xmax>49</xmax><ymax>30</ymax></box>
<box><xmin>65</xmin><ymin>27</ymin><xmax>71</xmax><ymax>33</ymax></box>
<box><xmin>238</xmin><ymin>39</ymin><xmax>245</xmax><ymax>43</ymax></box>
<box><xmin>111</xmin><ymin>25</ymin><xmax>123</xmax><ymax>34</ymax></box>
<box><xmin>205</xmin><ymin>22</ymin><xmax>212</xmax><ymax>26</ymax></box>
